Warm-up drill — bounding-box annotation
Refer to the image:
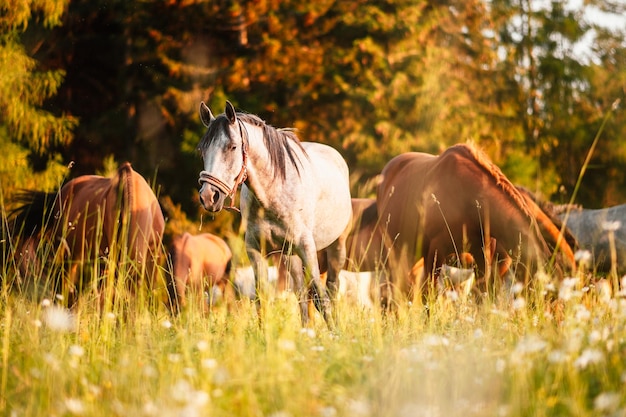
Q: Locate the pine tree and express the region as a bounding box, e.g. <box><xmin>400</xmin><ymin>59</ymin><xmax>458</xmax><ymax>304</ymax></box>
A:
<box><xmin>0</xmin><ymin>0</ymin><xmax>76</xmax><ymax>203</ymax></box>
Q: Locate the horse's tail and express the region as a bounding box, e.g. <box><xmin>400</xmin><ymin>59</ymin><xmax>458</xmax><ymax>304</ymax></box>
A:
<box><xmin>9</xmin><ymin>190</ymin><xmax>59</xmax><ymax>237</ymax></box>
<box><xmin>115</xmin><ymin>162</ymin><xmax>134</xmax><ymax>223</ymax></box>
<box><xmin>108</xmin><ymin>162</ymin><xmax>134</xmax><ymax>252</ymax></box>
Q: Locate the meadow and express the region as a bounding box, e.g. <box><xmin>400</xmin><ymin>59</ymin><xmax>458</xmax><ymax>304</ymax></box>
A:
<box><xmin>2</xmin><ymin>240</ymin><xmax>626</xmax><ymax>417</ymax></box>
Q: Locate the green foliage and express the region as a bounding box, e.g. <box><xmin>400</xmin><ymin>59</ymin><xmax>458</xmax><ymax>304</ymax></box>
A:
<box><xmin>1</xmin><ymin>0</ymin><xmax>626</xmax><ymax>231</ymax></box>
<box><xmin>0</xmin><ymin>0</ymin><xmax>75</xmax><ymax>203</ymax></box>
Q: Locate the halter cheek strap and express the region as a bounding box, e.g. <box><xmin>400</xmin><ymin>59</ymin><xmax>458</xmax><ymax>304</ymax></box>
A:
<box><xmin>198</xmin><ymin>122</ymin><xmax>248</xmax><ymax>212</ymax></box>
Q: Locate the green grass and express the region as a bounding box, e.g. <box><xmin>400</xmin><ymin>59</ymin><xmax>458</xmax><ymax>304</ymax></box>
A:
<box><xmin>2</xmin><ymin>251</ymin><xmax>626</xmax><ymax>417</ymax></box>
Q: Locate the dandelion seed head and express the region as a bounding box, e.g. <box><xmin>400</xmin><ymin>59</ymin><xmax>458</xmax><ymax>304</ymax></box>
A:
<box><xmin>43</xmin><ymin>306</ymin><xmax>76</xmax><ymax>333</ymax></box>
<box><xmin>161</xmin><ymin>319</ymin><xmax>172</xmax><ymax>329</ymax></box>
<box><xmin>41</xmin><ymin>298</ymin><xmax>51</xmax><ymax>307</ymax></box>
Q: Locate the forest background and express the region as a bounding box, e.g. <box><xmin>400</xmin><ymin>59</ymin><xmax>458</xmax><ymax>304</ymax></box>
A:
<box><xmin>1</xmin><ymin>0</ymin><xmax>625</xmax><ymax>243</ymax></box>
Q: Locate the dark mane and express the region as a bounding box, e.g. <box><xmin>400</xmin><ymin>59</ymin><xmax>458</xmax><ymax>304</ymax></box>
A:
<box><xmin>199</xmin><ymin>112</ymin><xmax>307</xmax><ymax>181</ymax></box>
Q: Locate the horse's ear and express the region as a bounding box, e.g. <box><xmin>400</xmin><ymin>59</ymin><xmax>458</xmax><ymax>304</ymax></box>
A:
<box><xmin>225</xmin><ymin>101</ymin><xmax>237</xmax><ymax>124</ymax></box>
<box><xmin>199</xmin><ymin>101</ymin><xmax>215</xmax><ymax>127</ymax></box>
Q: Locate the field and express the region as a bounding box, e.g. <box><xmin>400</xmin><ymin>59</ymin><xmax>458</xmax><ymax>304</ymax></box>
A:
<box><xmin>2</xmin><ymin>246</ymin><xmax>626</xmax><ymax>417</ymax></box>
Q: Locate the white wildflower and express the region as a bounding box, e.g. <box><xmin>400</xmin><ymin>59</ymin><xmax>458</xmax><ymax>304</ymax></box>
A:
<box><xmin>574</xmin><ymin>348</ymin><xmax>604</xmax><ymax>369</ymax></box>
<box><xmin>574</xmin><ymin>250</ymin><xmax>592</xmax><ymax>266</ymax></box>
<box><xmin>201</xmin><ymin>358</ymin><xmax>218</xmax><ymax>369</ymax></box>
<box><xmin>43</xmin><ymin>305</ymin><xmax>76</xmax><ymax>332</ymax></box>
<box><xmin>547</xmin><ymin>350</ymin><xmax>568</xmax><ymax>364</ymax></box>
<box><xmin>559</xmin><ymin>277</ymin><xmax>580</xmax><ymax>301</ymax></box>
<box><xmin>512</xmin><ymin>297</ymin><xmax>526</xmax><ymax>311</ymax></box>
<box><xmin>319</xmin><ymin>406</ymin><xmax>337</xmax><ymax>417</ymax></box>
<box><xmin>594</xmin><ymin>392</ymin><xmax>620</xmax><ymax>412</ymax></box>
<box><xmin>300</xmin><ymin>328</ymin><xmax>316</xmax><ymax>338</ymax></box>
<box><xmin>196</xmin><ymin>340</ymin><xmax>209</xmax><ymax>352</ymax></box>
<box><xmin>161</xmin><ymin>319</ymin><xmax>172</xmax><ymax>329</ymax></box>
<box><xmin>64</xmin><ymin>398</ymin><xmax>85</xmax><ymax>415</ymax></box>
<box><xmin>167</xmin><ymin>353</ymin><xmax>182</xmax><ymax>363</ymax></box>
<box><xmin>347</xmin><ymin>398</ymin><xmax>371</xmax><ymax>417</ymax></box>
<box><xmin>68</xmin><ymin>345</ymin><xmax>85</xmax><ymax>357</ymax></box>
<box><xmin>422</xmin><ymin>334</ymin><xmax>449</xmax><ymax>347</ymax></box>
<box><xmin>278</xmin><ymin>339</ymin><xmax>296</xmax><ymax>352</ymax></box>
<box><xmin>514</xmin><ymin>334</ymin><xmax>547</xmax><ymax>355</ymax></box>
<box><xmin>510</xmin><ymin>281</ymin><xmax>524</xmax><ymax>295</ymax></box>
<box><xmin>170</xmin><ymin>379</ymin><xmax>193</xmax><ymax>403</ymax></box>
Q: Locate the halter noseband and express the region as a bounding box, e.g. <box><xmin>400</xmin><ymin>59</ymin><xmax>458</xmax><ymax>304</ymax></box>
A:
<box><xmin>198</xmin><ymin>120</ymin><xmax>248</xmax><ymax>212</ymax></box>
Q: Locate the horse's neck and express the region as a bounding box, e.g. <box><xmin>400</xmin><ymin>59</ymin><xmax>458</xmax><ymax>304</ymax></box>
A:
<box><xmin>242</xmin><ymin>125</ymin><xmax>301</xmax><ymax>209</ymax></box>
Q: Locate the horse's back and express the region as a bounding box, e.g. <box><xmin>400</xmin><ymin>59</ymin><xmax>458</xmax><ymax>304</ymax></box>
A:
<box><xmin>173</xmin><ymin>232</ymin><xmax>231</xmax><ymax>282</ymax></box>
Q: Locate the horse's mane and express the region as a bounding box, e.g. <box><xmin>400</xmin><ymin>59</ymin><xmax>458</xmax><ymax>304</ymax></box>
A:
<box><xmin>199</xmin><ymin>112</ymin><xmax>306</xmax><ymax>181</ymax></box>
<box><xmin>449</xmin><ymin>143</ymin><xmax>576</xmax><ymax>266</ymax></box>
<box><xmin>447</xmin><ymin>144</ymin><xmax>532</xmax><ymax>218</ymax></box>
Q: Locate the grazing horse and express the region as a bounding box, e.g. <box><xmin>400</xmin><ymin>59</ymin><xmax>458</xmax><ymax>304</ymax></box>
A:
<box><xmin>196</xmin><ymin>101</ymin><xmax>352</xmax><ymax>328</ymax></box>
<box><xmin>167</xmin><ymin>232</ymin><xmax>232</xmax><ymax>314</ymax></box>
<box><xmin>10</xmin><ymin>162</ymin><xmax>165</xmax><ymax>304</ymax></box>
<box><xmin>376</xmin><ymin>144</ymin><xmax>576</xmax><ymax>307</ymax></box>
<box><xmin>558</xmin><ymin>204</ymin><xmax>626</xmax><ymax>274</ymax></box>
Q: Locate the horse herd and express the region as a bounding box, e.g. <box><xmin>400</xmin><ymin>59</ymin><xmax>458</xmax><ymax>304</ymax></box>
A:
<box><xmin>2</xmin><ymin>101</ymin><xmax>625</xmax><ymax>327</ymax></box>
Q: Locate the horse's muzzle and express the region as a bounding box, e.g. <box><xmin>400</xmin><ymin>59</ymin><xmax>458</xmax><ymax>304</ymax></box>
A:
<box><xmin>199</xmin><ymin>183</ymin><xmax>226</xmax><ymax>212</ymax></box>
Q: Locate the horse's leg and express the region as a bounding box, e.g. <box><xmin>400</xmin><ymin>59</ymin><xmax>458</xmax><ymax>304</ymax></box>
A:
<box><xmin>324</xmin><ymin>236</ymin><xmax>347</xmax><ymax>305</ymax></box>
<box><xmin>283</xmin><ymin>254</ymin><xmax>311</xmax><ymax>324</ymax></box>
<box><xmin>299</xmin><ymin>238</ymin><xmax>335</xmax><ymax>330</ymax></box>
<box><xmin>246</xmin><ymin>244</ymin><xmax>269</xmax><ymax>323</ymax></box>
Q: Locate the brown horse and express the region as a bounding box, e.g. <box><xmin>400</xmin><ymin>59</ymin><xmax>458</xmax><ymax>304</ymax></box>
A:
<box><xmin>167</xmin><ymin>232</ymin><xmax>232</xmax><ymax>314</ymax></box>
<box><xmin>10</xmin><ymin>162</ymin><xmax>165</xmax><ymax>304</ymax></box>
<box><xmin>376</xmin><ymin>144</ymin><xmax>576</xmax><ymax>306</ymax></box>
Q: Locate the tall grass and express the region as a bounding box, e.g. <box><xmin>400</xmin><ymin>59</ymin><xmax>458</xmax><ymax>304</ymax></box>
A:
<box><xmin>2</xmin><ymin>244</ymin><xmax>626</xmax><ymax>417</ymax></box>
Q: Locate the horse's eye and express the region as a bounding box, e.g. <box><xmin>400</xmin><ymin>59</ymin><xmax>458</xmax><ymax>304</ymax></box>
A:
<box><xmin>230</xmin><ymin>144</ymin><xmax>237</xmax><ymax>151</ymax></box>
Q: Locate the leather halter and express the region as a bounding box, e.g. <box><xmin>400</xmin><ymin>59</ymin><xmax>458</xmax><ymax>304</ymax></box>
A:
<box><xmin>198</xmin><ymin>120</ymin><xmax>248</xmax><ymax>212</ymax></box>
